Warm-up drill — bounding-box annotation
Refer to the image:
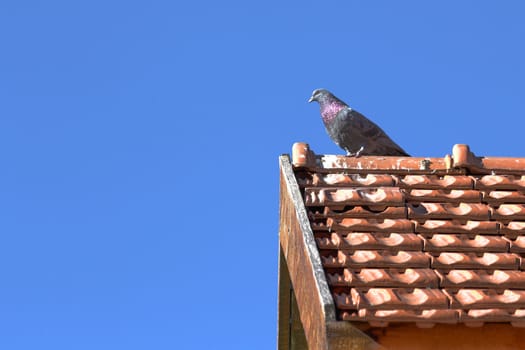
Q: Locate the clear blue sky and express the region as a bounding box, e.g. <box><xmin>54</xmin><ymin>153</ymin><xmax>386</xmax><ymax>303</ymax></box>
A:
<box><xmin>1</xmin><ymin>1</ymin><xmax>524</xmax><ymax>349</ymax></box>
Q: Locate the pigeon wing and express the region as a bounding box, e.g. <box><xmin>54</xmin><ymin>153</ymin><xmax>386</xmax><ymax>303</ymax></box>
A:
<box><xmin>330</xmin><ymin>107</ymin><xmax>409</xmax><ymax>156</ymax></box>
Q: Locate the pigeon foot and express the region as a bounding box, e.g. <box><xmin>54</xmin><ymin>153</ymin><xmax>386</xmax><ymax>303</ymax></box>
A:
<box><xmin>346</xmin><ymin>146</ymin><xmax>364</xmax><ymax>158</ymax></box>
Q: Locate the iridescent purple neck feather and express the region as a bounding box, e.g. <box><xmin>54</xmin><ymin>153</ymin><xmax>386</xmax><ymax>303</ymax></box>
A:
<box><xmin>311</xmin><ymin>90</ymin><xmax>347</xmax><ymax>123</ymax></box>
<box><xmin>320</xmin><ymin>100</ymin><xmax>346</xmax><ymax>123</ymax></box>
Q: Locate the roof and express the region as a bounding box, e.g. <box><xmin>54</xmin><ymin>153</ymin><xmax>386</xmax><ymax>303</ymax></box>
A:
<box><xmin>278</xmin><ymin>143</ymin><xmax>525</xmax><ymax>349</ymax></box>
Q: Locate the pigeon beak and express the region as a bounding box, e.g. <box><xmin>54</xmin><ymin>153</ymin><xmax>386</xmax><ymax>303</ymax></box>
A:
<box><xmin>308</xmin><ymin>96</ymin><xmax>314</xmax><ymax>103</ymax></box>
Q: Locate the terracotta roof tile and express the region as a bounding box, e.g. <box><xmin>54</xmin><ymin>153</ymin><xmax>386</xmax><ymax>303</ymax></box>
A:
<box><xmin>501</xmin><ymin>222</ymin><xmax>525</xmax><ymax>238</ymax></box>
<box><xmin>304</xmin><ymin>187</ymin><xmax>405</xmax><ymax>206</ymax></box>
<box><xmin>397</xmin><ymin>175</ymin><xmax>474</xmax><ymax>189</ymax></box>
<box><xmin>322</xmin><ymin>250</ymin><xmax>430</xmax><ymax>269</ymax></box>
<box><xmin>431</xmin><ymin>252</ymin><xmax>519</xmax><ymax>270</ymax></box>
<box><xmin>327</xmin><ymin>217</ymin><xmax>414</xmax><ymax>232</ymax></box>
<box><xmin>298</xmin><ymin>173</ymin><xmax>396</xmax><ymax>187</ymax></box>
<box><xmin>322</xmin><ymin>205</ymin><xmax>407</xmax><ymax>219</ymax></box>
<box><xmin>448</xmin><ymin>289</ymin><xmax>525</xmax><ymax>309</ymax></box>
<box><xmin>475</xmin><ymin>175</ymin><xmax>525</xmax><ymax>190</ymax></box>
<box><xmin>439</xmin><ymin>269</ymin><xmax>525</xmax><ymax>289</ymax></box>
<box><xmin>341</xmin><ymin>288</ymin><xmax>450</xmax><ymax>310</ymax></box>
<box><xmin>491</xmin><ymin>204</ymin><xmax>525</xmax><ymax>220</ymax></box>
<box><xmin>460</xmin><ymin>309</ymin><xmax>525</xmax><ymax>326</ymax></box>
<box><xmin>323</xmin><ymin>232</ymin><xmax>422</xmax><ymax>251</ymax></box>
<box><xmin>408</xmin><ymin>202</ymin><xmax>490</xmax><ymax>220</ymax></box>
<box><xmin>483</xmin><ymin>190</ymin><xmax>525</xmax><ymax>205</ymax></box>
<box><xmin>340</xmin><ymin>309</ymin><xmax>459</xmax><ymax>326</ymax></box>
<box><xmin>423</xmin><ymin>234</ymin><xmax>509</xmax><ymax>252</ymax></box>
<box><xmin>415</xmin><ymin>220</ymin><xmax>499</xmax><ymax>234</ymax></box>
<box><xmin>285</xmin><ymin>143</ymin><xmax>525</xmax><ymax>327</ymax></box>
<box><xmin>327</xmin><ymin>268</ymin><xmax>439</xmax><ymax>288</ymax></box>
<box><xmin>509</xmin><ymin>236</ymin><xmax>525</xmax><ymax>253</ymax></box>
<box><xmin>405</xmin><ymin>189</ymin><xmax>482</xmax><ymax>203</ymax></box>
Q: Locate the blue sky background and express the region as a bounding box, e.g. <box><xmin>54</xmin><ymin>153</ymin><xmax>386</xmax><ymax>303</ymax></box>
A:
<box><xmin>1</xmin><ymin>1</ymin><xmax>525</xmax><ymax>349</ymax></box>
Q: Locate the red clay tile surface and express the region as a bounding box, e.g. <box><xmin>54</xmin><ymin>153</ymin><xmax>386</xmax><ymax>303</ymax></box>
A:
<box><xmin>292</xmin><ymin>143</ymin><xmax>525</xmax><ymax>327</ymax></box>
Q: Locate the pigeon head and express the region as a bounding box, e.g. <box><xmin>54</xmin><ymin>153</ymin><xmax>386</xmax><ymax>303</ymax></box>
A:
<box><xmin>308</xmin><ymin>88</ymin><xmax>331</xmax><ymax>103</ymax></box>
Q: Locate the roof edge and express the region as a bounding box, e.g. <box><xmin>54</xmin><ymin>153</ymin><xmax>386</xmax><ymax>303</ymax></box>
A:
<box><xmin>279</xmin><ymin>154</ymin><xmax>336</xmax><ymax>321</ymax></box>
<box><xmin>292</xmin><ymin>142</ymin><xmax>525</xmax><ymax>175</ymax></box>
<box><xmin>279</xmin><ymin>154</ymin><xmax>381</xmax><ymax>349</ymax></box>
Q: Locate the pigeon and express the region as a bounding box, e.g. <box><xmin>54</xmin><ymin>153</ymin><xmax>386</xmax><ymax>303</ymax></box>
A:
<box><xmin>308</xmin><ymin>88</ymin><xmax>409</xmax><ymax>157</ymax></box>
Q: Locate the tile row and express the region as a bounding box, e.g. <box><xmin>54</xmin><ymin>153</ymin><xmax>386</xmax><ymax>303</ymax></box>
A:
<box><xmin>309</xmin><ymin>203</ymin><xmax>525</xmax><ymax>221</ymax></box>
<box><xmin>305</xmin><ymin>187</ymin><xmax>525</xmax><ymax>206</ymax></box>
<box><xmin>311</xmin><ymin>218</ymin><xmax>525</xmax><ymax>237</ymax></box>
<box><xmin>339</xmin><ymin>308</ymin><xmax>525</xmax><ymax>328</ymax></box>
<box><xmin>315</xmin><ymin>232</ymin><xmax>525</xmax><ymax>252</ymax></box>
<box><xmin>326</xmin><ymin>268</ymin><xmax>525</xmax><ymax>289</ymax></box>
<box><xmin>334</xmin><ymin>288</ymin><xmax>525</xmax><ymax>311</ymax></box>
<box><xmin>298</xmin><ymin>174</ymin><xmax>525</xmax><ymax>191</ymax></box>
<box><xmin>320</xmin><ymin>251</ymin><xmax>524</xmax><ymax>270</ymax></box>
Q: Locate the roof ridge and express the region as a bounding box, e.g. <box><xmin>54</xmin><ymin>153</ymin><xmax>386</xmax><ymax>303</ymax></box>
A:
<box><xmin>291</xmin><ymin>142</ymin><xmax>525</xmax><ymax>175</ymax></box>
